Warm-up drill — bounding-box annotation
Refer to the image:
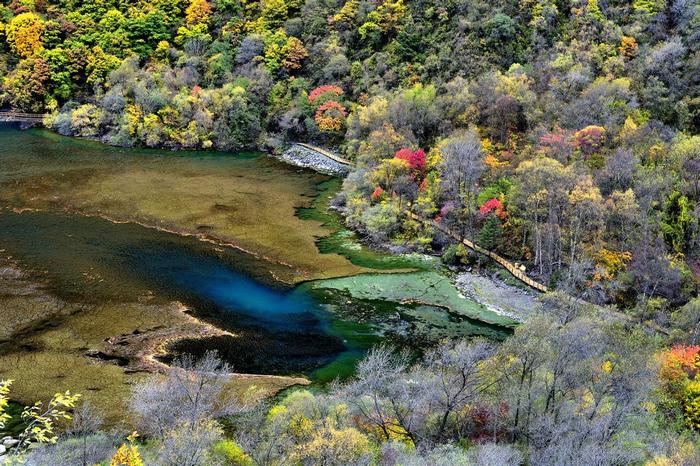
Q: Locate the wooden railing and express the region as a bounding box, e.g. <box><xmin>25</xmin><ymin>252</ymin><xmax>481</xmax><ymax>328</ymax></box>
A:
<box><xmin>0</xmin><ymin>112</ymin><xmax>49</xmax><ymax>123</ymax></box>
<box><xmin>410</xmin><ymin>212</ymin><xmax>670</xmax><ymax>335</ymax></box>
<box><xmin>294</xmin><ymin>142</ymin><xmax>355</xmax><ymax>166</ymax></box>
<box><xmin>409</xmin><ymin>212</ymin><xmax>549</xmax><ymax>292</ymax></box>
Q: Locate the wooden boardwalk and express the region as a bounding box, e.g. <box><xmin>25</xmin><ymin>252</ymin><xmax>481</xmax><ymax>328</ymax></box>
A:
<box><xmin>409</xmin><ymin>212</ymin><xmax>548</xmax><ymax>292</ymax></box>
<box><xmin>0</xmin><ymin>112</ymin><xmax>49</xmax><ymax>123</ymax></box>
<box><xmin>410</xmin><ymin>212</ymin><xmax>670</xmax><ymax>335</ymax></box>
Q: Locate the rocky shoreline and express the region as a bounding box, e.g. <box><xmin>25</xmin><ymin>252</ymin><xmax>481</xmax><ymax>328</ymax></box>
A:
<box><xmin>0</xmin><ymin>436</ymin><xmax>19</xmax><ymax>459</ymax></box>
<box><xmin>277</xmin><ymin>144</ymin><xmax>350</xmax><ymax>176</ymax></box>
<box><xmin>454</xmin><ymin>269</ymin><xmax>542</xmax><ymax>323</ymax></box>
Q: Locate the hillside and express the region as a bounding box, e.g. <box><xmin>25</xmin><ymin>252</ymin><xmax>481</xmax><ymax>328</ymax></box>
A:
<box><xmin>2</xmin><ymin>0</ymin><xmax>700</xmax><ymax>464</ymax></box>
<box><xmin>2</xmin><ymin>0</ymin><xmax>700</xmax><ymax>313</ymax></box>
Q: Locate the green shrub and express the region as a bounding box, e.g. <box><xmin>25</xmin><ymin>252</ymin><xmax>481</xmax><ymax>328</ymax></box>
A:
<box><xmin>211</xmin><ymin>439</ymin><xmax>253</xmax><ymax>466</ymax></box>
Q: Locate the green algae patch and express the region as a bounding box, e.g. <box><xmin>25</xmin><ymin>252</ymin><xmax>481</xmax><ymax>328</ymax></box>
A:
<box><xmin>309</xmin><ymin>271</ymin><xmax>518</xmax><ymax>327</ymax></box>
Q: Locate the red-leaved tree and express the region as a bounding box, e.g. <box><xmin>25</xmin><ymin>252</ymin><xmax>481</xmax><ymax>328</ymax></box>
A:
<box><xmin>308</xmin><ymin>84</ymin><xmax>344</xmax><ymax>103</ymax></box>
<box><xmin>479</xmin><ymin>198</ymin><xmax>507</xmax><ymax>220</ymax></box>
<box><xmin>394</xmin><ymin>148</ymin><xmax>426</xmax><ymax>171</ymax></box>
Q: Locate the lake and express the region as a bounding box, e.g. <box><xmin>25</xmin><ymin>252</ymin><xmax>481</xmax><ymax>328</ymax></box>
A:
<box><xmin>0</xmin><ymin>126</ymin><xmax>513</xmax><ymax>421</ymax></box>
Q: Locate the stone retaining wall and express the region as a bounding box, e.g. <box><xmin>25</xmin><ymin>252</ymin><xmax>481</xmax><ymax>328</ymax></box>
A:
<box><xmin>277</xmin><ymin>144</ymin><xmax>350</xmax><ymax>176</ymax></box>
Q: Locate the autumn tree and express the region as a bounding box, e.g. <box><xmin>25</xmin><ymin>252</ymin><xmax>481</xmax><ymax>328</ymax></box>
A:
<box><xmin>659</xmin><ymin>345</ymin><xmax>700</xmax><ymax>429</ymax></box>
<box><xmin>3</xmin><ymin>56</ymin><xmax>51</xmax><ymax>111</ymax></box>
<box><xmin>566</xmin><ymin>175</ymin><xmax>604</xmax><ymax>284</ymax></box>
<box><xmin>438</xmin><ymin>130</ymin><xmax>485</xmax><ymax>238</ymax></box>
<box><xmin>185</xmin><ymin>0</ymin><xmax>212</xmax><ymax>26</ymax></box>
<box><xmin>6</xmin><ymin>12</ymin><xmax>45</xmax><ymax>58</ymax></box>
<box><xmin>513</xmin><ymin>156</ymin><xmax>573</xmax><ymax>278</ymax></box>
<box><xmin>671</xmin><ymin>135</ymin><xmax>700</xmax><ymax>200</ymax></box>
<box><xmin>130</xmin><ymin>351</ymin><xmax>241</xmax><ymax>438</ymax></box>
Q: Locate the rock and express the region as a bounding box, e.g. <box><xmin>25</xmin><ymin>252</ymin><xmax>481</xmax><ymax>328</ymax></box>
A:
<box><xmin>0</xmin><ymin>445</ymin><xmax>6</xmax><ymax>455</ymax></box>
<box><xmin>3</xmin><ymin>438</ymin><xmax>19</xmax><ymax>449</ymax></box>
<box><xmin>454</xmin><ymin>270</ymin><xmax>542</xmax><ymax>323</ymax></box>
<box><xmin>277</xmin><ymin>145</ymin><xmax>350</xmax><ymax>176</ymax></box>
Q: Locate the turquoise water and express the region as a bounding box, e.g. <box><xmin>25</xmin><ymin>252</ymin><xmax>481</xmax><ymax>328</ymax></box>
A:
<box><xmin>0</xmin><ymin>209</ymin><xmax>372</xmax><ymax>376</ymax></box>
<box><xmin>131</xmin><ymin>247</ymin><xmax>320</xmax><ymax>332</ymax></box>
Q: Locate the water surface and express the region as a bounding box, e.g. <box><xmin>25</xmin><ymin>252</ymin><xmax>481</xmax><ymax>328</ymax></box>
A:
<box><xmin>0</xmin><ymin>125</ymin><xmax>367</xmax><ymax>283</ymax></box>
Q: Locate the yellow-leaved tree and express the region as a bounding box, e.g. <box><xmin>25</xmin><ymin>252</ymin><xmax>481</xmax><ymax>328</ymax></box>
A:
<box><xmin>110</xmin><ymin>432</ymin><xmax>145</xmax><ymax>466</ymax></box>
<box><xmin>6</xmin><ymin>12</ymin><xmax>45</xmax><ymax>58</ymax></box>
<box><xmin>185</xmin><ymin>0</ymin><xmax>212</xmax><ymax>26</ymax></box>
<box><xmin>0</xmin><ymin>379</ymin><xmax>82</xmax><ymax>458</ymax></box>
<box><xmin>0</xmin><ymin>379</ymin><xmax>12</xmax><ymax>429</ymax></box>
<box><xmin>18</xmin><ymin>388</ymin><xmax>81</xmax><ymax>450</ymax></box>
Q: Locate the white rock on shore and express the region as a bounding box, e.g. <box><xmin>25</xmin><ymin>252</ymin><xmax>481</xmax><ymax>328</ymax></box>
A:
<box><xmin>277</xmin><ymin>145</ymin><xmax>350</xmax><ymax>176</ymax></box>
<box><xmin>3</xmin><ymin>438</ymin><xmax>19</xmax><ymax>449</ymax></box>
<box><xmin>454</xmin><ymin>270</ymin><xmax>542</xmax><ymax>322</ymax></box>
<box><xmin>0</xmin><ymin>436</ymin><xmax>20</xmax><ymax>459</ymax></box>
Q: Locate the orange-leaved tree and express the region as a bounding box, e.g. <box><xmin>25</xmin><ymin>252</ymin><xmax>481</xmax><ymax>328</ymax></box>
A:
<box><xmin>658</xmin><ymin>345</ymin><xmax>700</xmax><ymax>429</ymax></box>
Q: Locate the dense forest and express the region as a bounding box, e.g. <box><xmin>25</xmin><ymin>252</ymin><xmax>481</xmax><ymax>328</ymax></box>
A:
<box><xmin>2</xmin><ymin>0</ymin><xmax>700</xmax><ymax>463</ymax></box>
<box><xmin>2</xmin><ymin>0</ymin><xmax>700</xmax><ymax>311</ymax></box>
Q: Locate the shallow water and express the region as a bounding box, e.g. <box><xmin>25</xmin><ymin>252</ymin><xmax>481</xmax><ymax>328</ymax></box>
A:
<box><xmin>0</xmin><ymin>125</ymin><xmax>366</xmax><ymax>283</ymax></box>
<box><xmin>0</xmin><ymin>126</ymin><xmax>512</xmax><ymax>386</ymax></box>
<box><xmin>0</xmin><ymin>209</ymin><xmax>360</xmax><ymax>375</ymax></box>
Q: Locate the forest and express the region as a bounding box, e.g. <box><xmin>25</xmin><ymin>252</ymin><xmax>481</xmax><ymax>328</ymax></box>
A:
<box><xmin>2</xmin><ymin>0</ymin><xmax>699</xmax><ymax>310</ymax></box>
<box><xmin>1</xmin><ymin>0</ymin><xmax>700</xmax><ymax>463</ymax></box>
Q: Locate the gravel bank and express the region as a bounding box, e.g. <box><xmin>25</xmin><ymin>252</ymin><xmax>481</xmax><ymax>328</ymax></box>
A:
<box><xmin>278</xmin><ymin>144</ymin><xmax>350</xmax><ymax>176</ymax></box>
<box><xmin>455</xmin><ymin>270</ymin><xmax>542</xmax><ymax>322</ymax></box>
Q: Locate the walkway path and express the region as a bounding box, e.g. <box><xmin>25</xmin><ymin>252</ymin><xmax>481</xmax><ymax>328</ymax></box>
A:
<box><xmin>294</xmin><ymin>143</ymin><xmax>355</xmax><ymax>167</ymax></box>
<box><xmin>410</xmin><ymin>212</ymin><xmax>670</xmax><ymax>335</ymax></box>
<box><xmin>409</xmin><ymin>212</ymin><xmax>548</xmax><ymax>292</ymax></box>
<box><xmin>0</xmin><ymin>112</ymin><xmax>49</xmax><ymax>123</ymax></box>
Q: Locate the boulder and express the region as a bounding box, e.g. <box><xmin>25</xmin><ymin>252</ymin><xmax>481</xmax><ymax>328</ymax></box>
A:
<box><xmin>278</xmin><ymin>145</ymin><xmax>350</xmax><ymax>176</ymax></box>
<box><xmin>3</xmin><ymin>438</ymin><xmax>19</xmax><ymax>449</ymax></box>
